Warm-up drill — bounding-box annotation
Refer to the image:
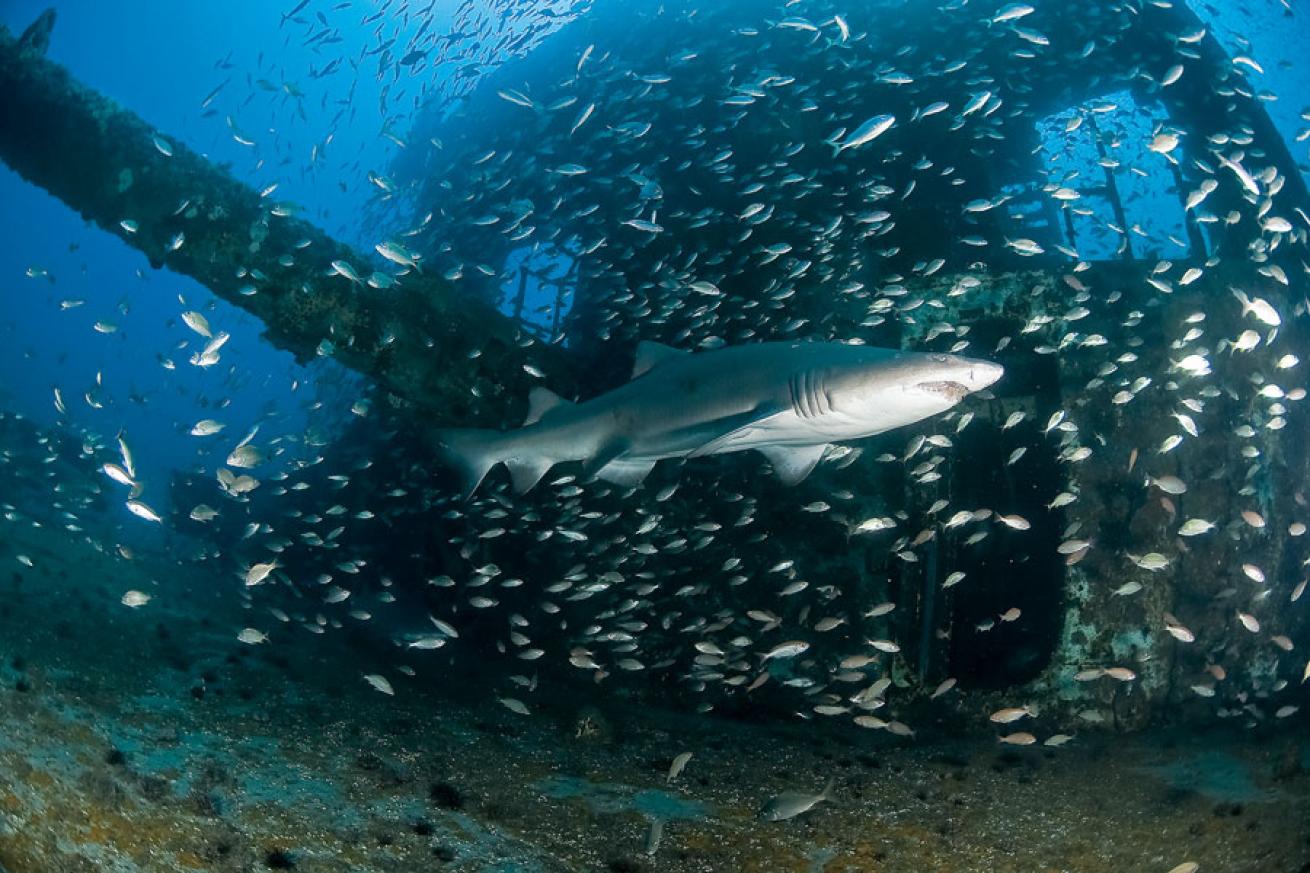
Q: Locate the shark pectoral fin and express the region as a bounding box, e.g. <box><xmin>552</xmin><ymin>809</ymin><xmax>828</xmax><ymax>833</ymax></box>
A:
<box><xmin>595</xmin><ymin>458</ymin><xmax>657</xmax><ymax>487</ymax></box>
<box><xmin>758</xmin><ymin>444</ymin><xmax>828</xmax><ymax>486</ymax></box>
<box><xmin>686</xmin><ymin>406</ymin><xmax>787</xmax><ymax>458</ymax></box>
<box><xmin>631</xmin><ymin>340</ymin><xmax>687</xmax><ymax>379</ymax></box>
<box><xmin>524</xmin><ymin>387</ymin><xmax>570</xmax><ymax>425</ymax></box>
<box><xmin>505</xmin><ymin>455</ymin><xmax>554</xmax><ymax>494</ymax></box>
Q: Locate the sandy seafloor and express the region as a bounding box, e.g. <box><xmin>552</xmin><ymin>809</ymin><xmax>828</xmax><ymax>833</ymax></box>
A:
<box><xmin>1</xmin><ymin>516</ymin><xmax>1307</xmax><ymax>873</ymax></box>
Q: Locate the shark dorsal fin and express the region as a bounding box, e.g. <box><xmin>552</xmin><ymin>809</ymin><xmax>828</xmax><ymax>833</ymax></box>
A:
<box><xmin>524</xmin><ymin>386</ymin><xmax>568</xmax><ymax>425</ymax></box>
<box><xmin>631</xmin><ymin>340</ymin><xmax>687</xmax><ymax>379</ymax></box>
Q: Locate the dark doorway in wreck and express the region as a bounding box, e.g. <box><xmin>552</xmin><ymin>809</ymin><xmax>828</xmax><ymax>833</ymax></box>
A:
<box><xmin>926</xmin><ymin>322</ymin><xmax>1067</xmax><ymax>691</ymax></box>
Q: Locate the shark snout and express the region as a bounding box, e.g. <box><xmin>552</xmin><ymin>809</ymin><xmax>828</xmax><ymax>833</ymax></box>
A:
<box><xmin>968</xmin><ymin>360</ymin><xmax>1004</xmax><ymax>390</ymax></box>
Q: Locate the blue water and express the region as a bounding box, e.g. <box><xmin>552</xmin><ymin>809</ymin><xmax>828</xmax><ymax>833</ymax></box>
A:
<box><xmin>1</xmin><ymin>0</ymin><xmax>1305</xmax><ymax>501</ymax></box>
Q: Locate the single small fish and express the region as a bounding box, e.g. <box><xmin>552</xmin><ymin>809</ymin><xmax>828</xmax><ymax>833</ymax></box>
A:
<box><xmin>1148</xmin><ymin>131</ymin><xmax>1179</xmax><ymax>154</ymax></box>
<box><xmin>1130</xmin><ymin>552</ymin><xmax>1170</xmax><ymax>571</ymax></box>
<box><xmin>998</xmin><ymin>732</ymin><xmax>1037</xmax><ymax>746</ymax></box>
<box><xmin>992</xmin><ymin>4</ymin><xmax>1035</xmax><ymax>24</ymax></box>
<box><xmin>1232</xmin><ymin>288</ymin><xmax>1281</xmax><ymax>326</ymax></box>
<box><xmin>667</xmin><ymin>751</ymin><xmax>692</xmax><ymax>782</ymax></box>
<box><xmin>245</xmin><ymin>561</ymin><xmax>278</xmax><ymax>587</ymax></box>
<box><xmin>1057</xmin><ymin>538</ymin><xmax>1091</xmax><ymax>555</ymax></box>
<box><xmin>364</xmin><ymin>674</ymin><xmax>394</xmax><ymax>696</ymax></box>
<box><xmin>1149</xmin><ymin>475</ymin><xmax>1187</xmax><ymax>495</ymax></box>
<box><xmin>227</xmin><ymin>445</ymin><xmax>264</xmax><ymax>468</ymax></box>
<box><xmin>375</xmin><ymin>240</ymin><xmax>422</xmax><ymax>272</ymax></box>
<box><xmin>499</xmin><ymin>696</ymin><xmax>530</xmax><ymax>715</ymax></box>
<box><xmin>126</xmin><ymin>500</ymin><xmax>162</xmax><ymax>523</ymax></box>
<box><xmin>102</xmin><ymin>463</ymin><xmax>136</xmax><ymax>487</ymax></box>
<box><xmin>833</xmin><ymin>114</ymin><xmax>895</xmax><ymax>155</ymax></box>
<box><xmin>1005</xmin><ymin>237</ymin><xmax>1044</xmax><ymax>256</ymax></box>
<box><xmin>1164</xmin><ymin>623</ymin><xmax>1195</xmax><ymax>643</ymax></box>
<box><xmin>931</xmin><ymin>678</ymin><xmax>957</xmax><ymax>699</ymax></box>
<box><xmin>852</xmin><ymin>516</ymin><xmax>896</xmax><ymax>534</ymax></box>
<box><xmin>1178</xmin><ymin>518</ymin><xmax>1215</xmax><ymax>537</ymax></box>
<box><xmin>758</xmin><ymin>777</ymin><xmax>835</xmax><ymax>821</ymax></box>
<box><xmin>330</xmin><ymin>260</ymin><xmax>364</xmax><ymax>284</ymax></box>
<box><xmin>761</xmin><ymin>640</ymin><xmax>810</xmax><ymax>661</ymax></box>
<box><xmin>622</xmin><ymin>218</ymin><xmax>664</xmax><ymax>233</ymax></box>
<box><xmin>1157</xmin><ymin>435</ymin><xmax>1184</xmax><ymax>454</ymax></box>
<box><xmin>989</xmin><ymin>706</ymin><xmax>1031</xmax><ymax>724</ymax></box>
<box><xmin>180</xmin><ymin>311</ymin><xmax>212</xmax><ymax>338</ymax></box>
<box><xmin>644</xmin><ymin>817</ymin><xmax>664</xmax><ymax>856</ymax></box>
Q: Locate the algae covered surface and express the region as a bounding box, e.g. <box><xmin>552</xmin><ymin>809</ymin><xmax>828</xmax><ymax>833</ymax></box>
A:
<box><xmin>1</xmin><ymin>518</ymin><xmax>1306</xmax><ymax>872</ymax></box>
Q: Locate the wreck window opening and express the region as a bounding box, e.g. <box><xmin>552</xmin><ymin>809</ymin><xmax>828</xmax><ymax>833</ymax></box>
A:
<box><xmin>499</xmin><ymin>245</ymin><xmax>576</xmax><ymax>343</ymax></box>
<box><xmin>998</xmin><ymin>181</ymin><xmax>1063</xmax><ymax>245</ymax></box>
<box><xmin>1036</xmin><ymin>90</ymin><xmax>1196</xmax><ymax>262</ymax></box>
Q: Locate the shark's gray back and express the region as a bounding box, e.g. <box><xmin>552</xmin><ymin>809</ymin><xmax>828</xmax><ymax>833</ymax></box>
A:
<box><xmin>535</xmin><ymin>341</ymin><xmax>902</xmax><ymax>458</ymax></box>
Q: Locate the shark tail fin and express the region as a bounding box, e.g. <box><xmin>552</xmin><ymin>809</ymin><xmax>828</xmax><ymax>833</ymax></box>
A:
<box><xmin>435</xmin><ymin>428</ymin><xmax>505</xmax><ymax>498</ymax></box>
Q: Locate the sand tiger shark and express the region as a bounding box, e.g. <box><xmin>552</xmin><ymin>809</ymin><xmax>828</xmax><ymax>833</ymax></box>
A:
<box><xmin>437</xmin><ymin>340</ymin><xmax>1003</xmax><ymax>496</ymax></box>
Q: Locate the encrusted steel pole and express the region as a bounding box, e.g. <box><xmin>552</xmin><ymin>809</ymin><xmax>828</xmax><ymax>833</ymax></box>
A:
<box><xmin>0</xmin><ymin>10</ymin><xmax>571</xmax><ymax>426</ymax></box>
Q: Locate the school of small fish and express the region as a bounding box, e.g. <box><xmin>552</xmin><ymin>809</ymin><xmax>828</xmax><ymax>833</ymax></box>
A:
<box><xmin>1</xmin><ymin>1</ymin><xmax>1306</xmax><ymax>862</ymax></box>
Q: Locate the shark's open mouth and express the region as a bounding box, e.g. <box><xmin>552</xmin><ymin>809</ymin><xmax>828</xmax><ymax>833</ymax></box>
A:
<box><xmin>919</xmin><ymin>380</ymin><xmax>971</xmax><ymax>403</ymax></box>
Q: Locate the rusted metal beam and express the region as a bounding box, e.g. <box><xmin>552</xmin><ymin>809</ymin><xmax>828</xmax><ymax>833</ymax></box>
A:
<box><xmin>0</xmin><ymin>12</ymin><xmax>571</xmax><ymax>427</ymax></box>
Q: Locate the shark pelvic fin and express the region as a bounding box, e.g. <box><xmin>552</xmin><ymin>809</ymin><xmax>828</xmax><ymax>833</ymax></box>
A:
<box><xmin>757</xmin><ymin>443</ymin><xmax>828</xmax><ymax>486</ymax></box>
<box><xmin>435</xmin><ymin>428</ymin><xmax>503</xmax><ymax>498</ymax></box>
<box><xmin>506</xmin><ymin>455</ymin><xmax>554</xmax><ymax>493</ymax></box>
<box><xmin>631</xmin><ymin>340</ymin><xmax>687</xmax><ymax>379</ymax></box>
<box><xmin>524</xmin><ymin>386</ymin><xmax>569</xmax><ymax>425</ymax></box>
